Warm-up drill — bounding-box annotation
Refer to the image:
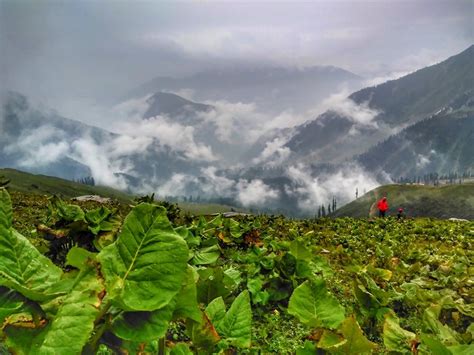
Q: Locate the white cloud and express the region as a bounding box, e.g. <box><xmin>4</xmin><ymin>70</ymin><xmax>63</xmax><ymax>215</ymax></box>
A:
<box><xmin>197</xmin><ymin>100</ymin><xmax>307</xmax><ymax>146</ymax></box>
<box><xmin>4</xmin><ymin>125</ymin><xmax>69</xmax><ymax>167</ymax></box>
<box><xmin>285</xmin><ymin>163</ymin><xmax>379</xmax><ymax>211</ymax></box>
<box><xmin>362</xmin><ymin>71</ymin><xmax>411</xmax><ymax>87</ymax></box>
<box><xmin>416</xmin><ymin>150</ymin><xmax>437</xmax><ymax>169</ymax></box>
<box><xmin>199</xmin><ymin>167</ymin><xmax>235</xmax><ymax>196</ymax></box>
<box><xmin>198</xmin><ymin>100</ymin><xmax>266</xmax><ymax>144</ymax></box>
<box><xmin>152</xmin><ymin>168</ymin><xmax>279</xmax><ymax>208</ymax></box>
<box><xmin>70</xmin><ymin>137</ymin><xmax>128</xmax><ymax>189</ymax></box>
<box><xmin>236</xmin><ymin>179</ymin><xmax>279</xmax><ymax>206</ymax></box>
<box><xmin>115</xmin><ymin>115</ymin><xmax>216</xmax><ymax>162</ymax></box>
<box><xmin>252</xmin><ymin>136</ymin><xmax>291</xmax><ymax>166</ymax></box>
<box><xmin>155</xmin><ymin>173</ymin><xmax>196</xmax><ymax>197</ymax></box>
<box><xmin>312</xmin><ymin>89</ymin><xmax>381</xmax><ymax>127</ymax></box>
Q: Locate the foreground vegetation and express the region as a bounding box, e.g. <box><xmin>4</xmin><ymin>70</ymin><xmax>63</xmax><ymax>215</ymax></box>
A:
<box><xmin>0</xmin><ymin>188</ymin><xmax>473</xmax><ymax>354</ymax></box>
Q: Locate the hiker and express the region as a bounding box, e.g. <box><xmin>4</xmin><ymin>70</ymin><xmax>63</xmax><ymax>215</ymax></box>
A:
<box><xmin>377</xmin><ymin>197</ymin><xmax>389</xmax><ymax>217</ymax></box>
<box><xmin>397</xmin><ymin>208</ymin><xmax>404</xmax><ymax>220</ymax></box>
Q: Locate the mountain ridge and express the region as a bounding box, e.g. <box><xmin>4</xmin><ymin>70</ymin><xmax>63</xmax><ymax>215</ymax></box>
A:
<box><xmin>143</xmin><ymin>92</ymin><xmax>213</xmax><ymax>121</ymax></box>
<box><xmin>285</xmin><ymin>44</ymin><xmax>474</xmax><ymax>168</ymax></box>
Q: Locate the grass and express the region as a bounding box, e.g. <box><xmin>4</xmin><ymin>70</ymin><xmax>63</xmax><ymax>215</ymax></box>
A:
<box><xmin>333</xmin><ymin>183</ymin><xmax>474</xmax><ymax>219</ymax></box>
<box><xmin>1</xmin><ymin>168</ymin><xmax>245</xmax><ymax>216</ymax></box>
<box><xmin>0</xmin><ymin>168</ymin><xmax>132</xmax><ymax>203</ymax></box>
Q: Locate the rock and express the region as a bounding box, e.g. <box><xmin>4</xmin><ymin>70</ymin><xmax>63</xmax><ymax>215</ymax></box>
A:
<box><xmin>448</xmin><ymin>218</ymin><xmax>469</xmax><ymax>222</ymax></box>
<box><xmin>72</xmin><ymin>195</ymin><xmax>112</xmax><ymax>203</ymax></box>
<box><xmin>210</xmin><ymin>212</ymin><xmax>250</xmax><ymax>218</ymax></box>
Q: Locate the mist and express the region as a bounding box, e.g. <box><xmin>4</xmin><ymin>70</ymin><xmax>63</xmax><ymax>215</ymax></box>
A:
<box><xmin>1</xmin><ymin>1</ymin><xmax>472</xmax><ymax>215</ymax></box>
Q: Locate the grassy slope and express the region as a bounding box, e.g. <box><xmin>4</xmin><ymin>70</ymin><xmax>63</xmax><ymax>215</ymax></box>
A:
<box><xmin>0</xmin><ymin>168</ymin><xmax>132</xmax><ymax>202</ymax></box>
<box><xmin>0</xmin><ymin>168</ymin><xmax>244</xmax><ymax>215</ymax></box>
<box><xmin>333</xmin><ymin>183</ymin><xmax>474</xmax><ymax>219</ymax></box>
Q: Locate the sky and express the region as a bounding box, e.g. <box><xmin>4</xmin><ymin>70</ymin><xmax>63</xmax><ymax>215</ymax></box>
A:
<box><xmin>1</xmin><ymin>0</ymin><xmax>472</xmax><ymax>113</ymax></box>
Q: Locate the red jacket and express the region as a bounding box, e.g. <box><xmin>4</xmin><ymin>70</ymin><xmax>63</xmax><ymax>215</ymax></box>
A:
<box><xmin>377</xmin><ymin>198</ymin><xmax>389</xmax><ymax>212</ymax></box>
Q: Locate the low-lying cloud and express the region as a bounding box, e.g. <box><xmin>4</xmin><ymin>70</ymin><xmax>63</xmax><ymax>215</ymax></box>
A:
<box><xmin>252</xmin><ymin>136</ymin><xmax>292</xmax><ymax>166</ymax></box>
<box><xmin>115</xmin><ymin>116</ymin><xmax>216</xmax><ymax>162</ymax></box>
<box><xmin>154</xmin><ymin>168</ymin><xmax>279</xmax><ymax>208</ymax></box>
<box><xmin>313</xmin><ymin>89</ymin><xmax>381</xmax><ymax>127</ymax></box>
<box><xmin>236</xmin><ymin>179</ymin><xmax>279</xmax><ymax>206</ymax></box>
<box><xmin>285</xmin><ymin>163</ymin><xmax>379</xmax><ymax>212</ymax></box>
<box><xmin>2</xmin><ymin>91</ymin><xmax>385</xmax><ymax>214</ymax></box>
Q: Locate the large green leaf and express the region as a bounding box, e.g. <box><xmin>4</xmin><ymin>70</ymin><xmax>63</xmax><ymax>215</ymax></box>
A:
<box><xmin>187</xmin><ymin>312</ymin><xmax>221</xmax><ymax>349</ymax></box>
<box><xmin>205</xmin><ymin>296</ymin><xmax>226</xmax><ymax>327</ymax></box>
<box><xmin>317</xmin><ymin>330</ymin><xmax>346</xmax><ymax>350</ymax></box>
<box><xmin>98</xmin><ymin>204</ymin><xmax>189</xmax><ymax>311</ymax></box>
<box><xmin>173</xmin><ymin>266</ymin><xmax>201</xmax><ymax>322</ymax></box>
<box><xmin>85</xmin><ymin>206</ymin><xmax>112</xmax><ymax>229</ymax></box>
<box><xmin>218</xmin><ymin>290</ymin><xmax>252</xmax><ymax>348</ymax></box>
<box><xmin>3</xmin><ymin>326</ymin><xmax>46</xmax><ymax>355</ymax></box>
<box><xmin>422</xmin><ymin>304</ymin><xmax>461</xmax><ymax>346</ymax></box>
<box><xmin>447</xmin><ymin>344</ymin><xmax>474</xmax><ymax>355</ymax></box>
<box><xmin>37</xmin><ymin>264</ymin><xmax>105</xmax><ymax>354</ymax></box>
<box><xmin>49</xmin><ymin>195</ymin><xmax>85</xmax><ymax>222</ymax></box>
<box><xmin>247</xmin><ymin>277</ymin><xmax>270</xmax><ymax>305</ymax></box>
<box><xmin>316</xmin><ymin>317</ymin><xmax>376</xmax><ymax>354</ymax></box>
<box><xmin>191</xmin><ymin>244</ymin><xmax>221</xmax><ymax>265</ymax></box>
<box><xmin>196</xmin><ymin>267</ymin><xmax>230</xmax><ymax>304</ymax></box>
<box><xmin>288</xmin><ymin>278</ymin><xmax>345</xmax><ymax>329</ymax></box>
<box><xmin>296</xmin><ymin>341</ymin><xmax>318</xmax><ymax>355</ymax></box>
<box><xmin>170</xmin><ymin>343</ymin><xmax>193</xmax><ymax>355</ymax></box>
<box><xmin>0</xmin><ymin>189</ymin><xmax>63</xmax><ymax>302</ymax></box>
<box><xmin>419</xmin><ymin>333</ymin><xmax>452</xmax><ymax>355</ymax></box>
<box><xmin>86</xmin><ymin>207</ymin><xmax>121</xmax><ymax>250</ymax></box>
<box><xmin>289</xmin><ymin>240</ymin><xmax>312</xmax><ymax>260</ymax></box>
<box><xmin>4</xmin><ymin>263</ymin><xmax>105</xmax><ymax>354</ymax></box>
<box><xmin>383</xmin><ymin>312</ymin><xmax>417</xmax><ymax>354</ymax></box>
<box><xmin>336</xmin><ymin>316</ymin><xmax>377</xmax><ymax>354</ymax></box>
<box><xmin>112</xmin><ymin>301</ymin><xmax>175</xmax><ymax>342</ymax></box>
<box><xmin>0</xmin><ymin>286</ymin><xmax>25</xmax><ymax>322</ymax></box>
<box><xmin>66</xmin><ymin>246</ymin><xmax>97</xmax><ymax>269</ymax></box>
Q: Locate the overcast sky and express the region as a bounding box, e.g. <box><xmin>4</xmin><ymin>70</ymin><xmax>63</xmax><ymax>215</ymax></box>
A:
<box><xmin>1</xmin><ymin>0</ymin><xmax>472</xmax><ymax>108</ymax></box>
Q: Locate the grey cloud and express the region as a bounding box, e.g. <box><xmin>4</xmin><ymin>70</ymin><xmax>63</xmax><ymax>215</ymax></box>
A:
<box><xmin>1</xmin><ymin>0</ymin><xmax>472</xmax><ymax>111</ymax></box>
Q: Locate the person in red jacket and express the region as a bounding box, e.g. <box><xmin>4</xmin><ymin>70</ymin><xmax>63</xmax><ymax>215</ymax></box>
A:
<box><xmin>377</xmin><ymin>197</ymin><xmax>389</xmax><ymax>217</ymax></box>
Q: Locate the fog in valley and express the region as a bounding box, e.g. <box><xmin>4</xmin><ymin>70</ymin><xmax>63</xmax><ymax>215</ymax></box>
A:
<box><xmin>1</xmin><ymin>0</ymin><xmax>472</xmax><ymax>215</ymax></box>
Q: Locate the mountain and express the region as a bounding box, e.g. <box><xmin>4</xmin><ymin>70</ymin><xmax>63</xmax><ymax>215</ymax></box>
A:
<box><xmin>349</xmin><ymin>45</ymin><xmax>474</xmax><ymax>126</ymax></box>
<box><xmin>357</xmin><ymin>95</ymin><xmax>474</xmax><ymax>178</ymax></box>
<box><xmin>285</xmin><ymin>45</ymin><xmax>474</xmax><ymax>166</ymax></box>
<box><xmin>126</xmin><ymin>65</ymin><xmax>362</xmax><ymax>114</ymax></box>
<box><xmin>0</xmin><ymin>91</ymin><xmax>102</xmax><ymax>180</ymax></box>
<box><xmin>285</xmin><ymin>111</ymin><xmax>384</xmax><ymax>163</ymax></box>
<box><xmin>332</xmin><ymin>183</ymin><xmax>474</xmax><ymax>220</ymax></box>
<box><xmin>143</xmin><ymin>92</ymin><xmax>213</xmax><ymax>123</ymax></box>
<box><xmin>0</xmin><ymin>91</ymin><xmax>212</xmax><ymax>186</ymax></box>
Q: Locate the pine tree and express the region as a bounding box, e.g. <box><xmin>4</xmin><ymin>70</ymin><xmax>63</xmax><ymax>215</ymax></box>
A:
<box><xmin>317</xmin><ymin>207</ymin><xmax>321</xmax><ymax>218</ymax></box>
<box><xmin>321</xmin><ymin>205</ymin><xmax>326</xmax><ymax>217</ymax></box>
<box><xmin>328</xmin><ymin>204</ymin><xmax>331</xmax><ymax>214</ymax></box>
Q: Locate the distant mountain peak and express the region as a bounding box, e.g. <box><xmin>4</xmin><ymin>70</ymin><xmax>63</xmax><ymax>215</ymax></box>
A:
<box><xmin>143</xmin><ymin>92</ymin><xmax>213</xmax><ymax>120</ymax></box>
